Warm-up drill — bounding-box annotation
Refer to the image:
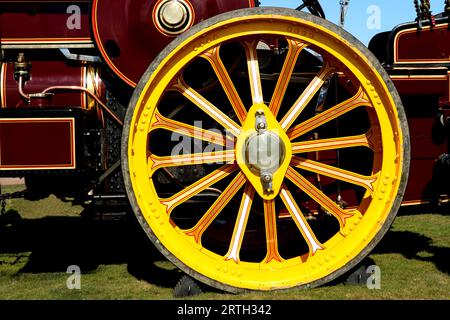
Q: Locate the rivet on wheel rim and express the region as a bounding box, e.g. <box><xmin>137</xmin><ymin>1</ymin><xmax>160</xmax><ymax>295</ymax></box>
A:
<box><xmin>123</xmin><ymin>8</ymin><xmax>409</xmax><ymax>292</ymax></box>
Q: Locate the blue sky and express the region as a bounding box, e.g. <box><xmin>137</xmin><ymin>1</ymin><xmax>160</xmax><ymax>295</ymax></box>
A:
<box><xmin>261</xmin><ymin>0</ymin><xmax>446</xmax><ymax>44</ymax></box>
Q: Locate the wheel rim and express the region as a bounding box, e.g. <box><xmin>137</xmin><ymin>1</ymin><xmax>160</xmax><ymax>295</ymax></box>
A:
<box><xmin>123</xmin><ymin>9</ymin><xmax>408</xmax><ymax>291</ymax></box>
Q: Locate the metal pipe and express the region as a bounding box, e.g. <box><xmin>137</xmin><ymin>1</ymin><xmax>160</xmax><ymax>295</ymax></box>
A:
<box><xmin>17</xmin><ymin>75</ymin><xmax>30</xmax><ymax>102</ymax></box>
<box><xmin>42</xmin><ymin>86</ymin><xmax>123</xmax><ymax>126</ymax></box>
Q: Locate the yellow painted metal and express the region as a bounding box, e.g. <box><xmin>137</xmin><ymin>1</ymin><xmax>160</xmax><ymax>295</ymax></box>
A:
<box><xmin>126</xmin><ymin>12</ymin><xmax>405</xmax><ymax>291</ymax></box>
<box><xmin>235</xmin><ymin>103</ymin><xmax>292</xmax><ymax>200</ymax></box>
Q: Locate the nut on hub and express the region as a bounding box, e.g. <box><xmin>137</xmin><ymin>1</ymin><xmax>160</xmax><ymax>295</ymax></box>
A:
<box><xmin>235</xmin><ymin>104</ymin><xmax>293</xmax><ymax>200</ymax></box>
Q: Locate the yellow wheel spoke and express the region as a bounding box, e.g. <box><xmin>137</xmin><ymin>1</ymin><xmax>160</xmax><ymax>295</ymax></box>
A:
<box><xmin>152</xmin><ymin>110</ymin><xmax>233</xmax><ymax>147</ymax></box>
<box><xmin>286</xmin><ymin>167</ymin><xmax>353</xmax><ymax>228</ymax></box>
<box><xmin>225</xmin><ymin>183</ymin><xmax>255</xmax><ymax>263</ymax></box>
<box><xmin>291</xmin><ymin>131</ymin><xmax>374</xmax><ymax>154</ymax></box>
<box><xmin>149</xmin><ymin>150</ymin><xmax>235</xmax><ymax>174</ymax></box>
<box><xmin>263</xmin><ymin>200</ymin><xmax>284</xmax><ymax>263</ymax></box>
<box><xmin>161</xmin><ymin>165</ymin><xmax>238</xmax><ymax>215</ymax></box>
<box><xmin>126</xmin><ymin>11</ymin><xmax>409</xmax><ymax>291</ymax></box>
<box><xmin>269</xmin><ymin>39</ymin><xmax>307</xmax><ymax>116</ymax></box>
<box><xmin>287</xmin><ymin>87</ymin><xmax>369</xmax><ymax>140</ymax></box>
<box><xmin>171</xmin><ymin>76</ymin><xmax>241</xmax><ymax>136</ymax></box>
<box><xmin>279</xmin><ymin>185</ymin><xmax>324</xmax><ymax>256</ymax></box>
<box><xmin>185</xmin><ymin>172</ymin><xmax>247</xmax><ymax>244</ymax></box>
<box><xmin>242</xmin><ymin>40</ymin><xmax>264</xmax><ymax>104</ymax></box>
<box><xmin>202</xmin><ymin>46</ymin><xmax>247</xmax><ymax>124</ymax></box>
<box><xmin>280</xmin><ymin>64</ymin><xmax>335</xmax><ymax>130</ymax></box>
<box><xmin>291</xmin><ymin>156</ymin><xmax>377</xmax><ymax>192</ymax></box>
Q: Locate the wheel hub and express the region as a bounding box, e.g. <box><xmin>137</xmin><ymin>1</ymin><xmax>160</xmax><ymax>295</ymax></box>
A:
<box><xmin>125</xmin><ymin>9</ymin><xmax>407</xmax><ymax>292</ymax></box>
<box><xmin>245</xmin><ymin>131</ymin><xmax>285</xmax><ymax>174</ymax></box>
<box><xmin>245</xmin><ymin>128</ymin><xmax>286</xmax><ymax>193</ymax></box>
<box><xmin>236</xmin><ymin>104</ymin><xmax>292</xmax><ymax>200</ymax></box>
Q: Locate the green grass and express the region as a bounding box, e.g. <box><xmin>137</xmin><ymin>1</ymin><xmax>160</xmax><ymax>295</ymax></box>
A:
<box><xmin>0</xmin><ymin>185</ymin><xmax>449</xmax><ymax>300</ymax></box>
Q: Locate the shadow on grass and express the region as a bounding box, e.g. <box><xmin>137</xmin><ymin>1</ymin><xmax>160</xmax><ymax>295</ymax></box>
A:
<box><xmin>0</xmin><ymin>209</ymin><xmax>181</xmax><ymax>288</ymax></box>
<box><xmin>323</xmin><ymin>227</ymin><xmax>450</xmax><ymax>287</ymax></box>
<box><xmin>373</xmin><ymin>230</ymin><xmax>450</xmax><ymax>275</ymax></box>
<box><xmin>0</xmin><ymin>208</ymin><xmax>448</xmax><ymax>293</ymax></box>
<box><xmin>398</xmin><ymin>204</ymin><xmax>450</xmax><ymax>217</ymax></box>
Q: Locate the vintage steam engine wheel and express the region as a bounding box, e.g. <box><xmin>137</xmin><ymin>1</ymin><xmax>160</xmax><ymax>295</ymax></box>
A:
<box><xmin>122</xmin><ymin>8</ymin><xmax>410</xmax><ymax>292</ymax></box>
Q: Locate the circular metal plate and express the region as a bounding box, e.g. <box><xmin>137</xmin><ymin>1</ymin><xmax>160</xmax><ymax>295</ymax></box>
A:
<box><xmin>244</xmin><ymin>131</ymin><xmax>286</xmax><ymax>174</ymax></box>
<box><xmin>91</xmin><ymin>0</ymin><xmax>255</xmax><ymax>87</ymax></box>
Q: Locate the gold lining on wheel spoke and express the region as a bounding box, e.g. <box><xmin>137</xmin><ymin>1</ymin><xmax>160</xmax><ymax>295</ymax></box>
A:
<box><xmin>290</xmin><ymin>156</ymin><xmax>378</xmax><ymax>193</ymax></box>
<box><xmin>291</xmin><ymin>130</ymin><xmax>375</xmax><ymax>154</ymax></box>
<box><xmin>160</xmin><ymin>164</ymin><xmax>238</xmax><ymax>215</ymax></box>
<box><xmin>170</xmin><ymin>76</ymin><xmax>241</xmax><ymax>136</ymax></box>
<box><xmin>185</xmin><ymin>172</ymin><xmax>247</xmax><ymax>244</ymax></box>
<box><xmin>286</xmin><ymin>167</ymin><xmax>354</xmax><ymax>228</ymax></box>
<box><xmin>287</xmin><ymin>87</ymin><xmax>370</xmax><ymax>140</ymax></box>
<box><xmin>151</xmin><ymin>110</ymin><xmax>233</xmax><ymax>147</ymax></box>
<box><xmin>242</xmin><ymin>40</ymin><xmax>264</xmax><ymax>105</ymax></box>
<box><xmin>280</xmin><ymin>64</ymin><xmax>335</xmax><ymax>131</ymax></box>
<box><xmin>279</xmin><ymin>184</ymin><xmax>324</xmax><ymax>257</ymax></box>
<box><xmin>201</xmin><ymin>46</ymin><xmax>247</xmax><ymax>124</ymax></box>
<box><xmin>148</xmin><ymin>150</ymin><xmax>235</xmax><ymax>174</ymax></box>
<box><xmin>225</xmin><ymin>183</ymin><xmax>256</xmax><ymax>263</ymax></box>
<box><xmin>263</xmin><ymin>199</ymin><xmax>284</xmax><ymax>263</ymax></box>
<box><xmin>269</xmin><ymin>38</ymin><xmax>308</xmax><ymax>117</ymax></box>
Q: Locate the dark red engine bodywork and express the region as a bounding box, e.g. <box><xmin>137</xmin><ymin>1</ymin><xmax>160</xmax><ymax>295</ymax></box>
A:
<box><xmin>0</xmin><ymin>0</ymin><xmax>92</xmax><ymax>47</ymax></box>
<box><xmin>369</xmin><ymin>17</ymin><xmax>450</xmax><ymax>205</ymax></box>
<box><xmin>0</xmin><ymin>1</ymin><xmax>449</xmax><ymax>207</ymax></box>
<box><xmin>92</xmin><ymin>0</ymin><xmax>255</xmax><ymax>86</ymax></box>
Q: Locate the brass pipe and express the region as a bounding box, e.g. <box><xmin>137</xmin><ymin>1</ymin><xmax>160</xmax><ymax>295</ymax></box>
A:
<box><xmin>42</xmin><ymin>86</ymin><xmax>123</xmax><ymax>126</ymax></box>
<box><xmin>17</xmin><ymin>76</ymin><xmax>30</xmax><ymax>102</ymax></box>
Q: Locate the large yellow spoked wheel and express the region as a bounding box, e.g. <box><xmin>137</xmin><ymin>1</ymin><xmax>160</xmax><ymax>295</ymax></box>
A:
<box><xmin>122</xmin><ymin>8</ymin><xmax>410</xmax><ymax>292</ymax></box>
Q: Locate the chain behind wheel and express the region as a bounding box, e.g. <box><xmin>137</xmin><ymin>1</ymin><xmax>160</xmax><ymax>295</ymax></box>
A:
<box><xmin>122</xmin><ymin>8</ymin><xmax>410</xmax><ymax>292</ymax></box>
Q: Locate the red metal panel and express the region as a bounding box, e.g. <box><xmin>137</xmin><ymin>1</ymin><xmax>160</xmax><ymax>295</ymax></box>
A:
<box><xmin>395</xmin><ymin>23</ymin><xmax>450</xmax><ymax>64</ymax></box>
<box><xmin>0</xmin><ymin>1</ymin><xmax>91</xmax><ymax>45</ymax></box>
<box><xmin>392</xmin><ymin>76</ymin><xmax>449</xmax><ymax>96</ymax></box>
<box><xmin>401</xmin><ymin>115</ymin><xmax>448</xmax><ymax>202</ymax></box>
<box><xmin>0</xmin><ymin>118</ymin><xmax>75</xmax><ymax>169</ymax></box>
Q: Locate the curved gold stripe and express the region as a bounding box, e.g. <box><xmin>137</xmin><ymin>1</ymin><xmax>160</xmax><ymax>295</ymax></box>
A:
<box><xmin>201</xmin><ymin>46</ymin><xmax>247</xmax><ymax>124</ymax></box>
<box><xmin>172</xmin><ymin>77</ymin><xmax>241</xmax><ymax>136</ymax></box>
<box><xmin>225</xmin><ymin>183</ymin><xmax>255</xmax><ymax>263</ymax></box>
<box><xmin>160</xmin><ymin>164</ymin><xmax>238</xmax><ymax>214</ymax></box>
<box><xmin>287</xmin><ymin>87</ymin><xmax>369</xmax><ymax>140</ymax></box>
<box><xmin>242</xmin><ymin>40</ymin><xmax>264</xmax><ymax>105</ymax></box>
<box><xmin>91</xmin><ymin>0</ymin><xmax>136</xmax><ymax>87</ymax></box>
<box><xmin>263</xmin><ymin>199</ymin><xmax>283</xmax><ymax>263</ymax></box>
<box><xmin>281</xmin><ymin>64</ymin><xmax>334</xmax><ymax>130</ymax></box>
<box><xmin>270</xmin><ymin>39</ymin><xmax>307</xmax><ymax>116</ymax></box>
<box><xmin>285</xmin><ymin>168</ymin><xmax>353</xmax><ymax>228</ymax></box>
<box><xmin>291</xmin><ymin>132</ymin><xmax>373</xmax><ymax>154</ymax></box>
<box><xmin>291</xmin><ymin>156</ymin><xmax>377</xmax><ymax>192</ymax></box>
<box><xmin>279</xmin><ymin>185</ymin><xmax>324</xmax><ymax>256</ymax></box>
<box><xmin>1</xmin><ymin>63</ymin><xmax>6</xmax><ymax>108</ymax></box>
<box><xmin>149</xmin><ymin>150</ymin><xmax>235</xmax><ymax>174</ymax></box>
<box><xmin>185</xmin><ymin>172</ymin><xmax>246</xmax><ymax>244</ymax></box>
